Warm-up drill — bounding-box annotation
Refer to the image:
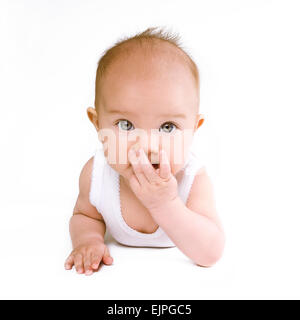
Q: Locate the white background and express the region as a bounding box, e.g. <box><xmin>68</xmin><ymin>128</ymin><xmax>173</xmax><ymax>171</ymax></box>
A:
<box><xmin>0</xmin><ymin>0</ymin><xmax>299</xmax><ymax>299</ymax></box>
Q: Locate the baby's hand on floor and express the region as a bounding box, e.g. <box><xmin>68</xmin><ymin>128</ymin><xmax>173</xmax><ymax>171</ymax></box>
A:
<box><xmin>64</xmin><ymin>240</ymin><xmax>113</xmax><ymax>275</ymax></box>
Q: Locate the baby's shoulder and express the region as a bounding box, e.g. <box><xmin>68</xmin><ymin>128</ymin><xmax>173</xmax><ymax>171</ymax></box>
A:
<box><xmin>73</xmin><ymin>155</ymin><xmax>105</xmax><ymax>221</ymax></box>
<box><xmin>78</xmin><ymin>156</ymin><xmax>95</xmax><ymax>195</ymax></box>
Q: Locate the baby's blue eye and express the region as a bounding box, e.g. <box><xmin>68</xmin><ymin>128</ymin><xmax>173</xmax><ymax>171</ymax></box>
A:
<box><xmin>159</xmin><ymin>122</ymin><xmax>177</xmax><ymax>133</ymax></box>
<box><xmin>116</xmin><ymin>120</ymin><xmax>177</xmax><ymax>133</ymax></box>
<box><xmin>117</xmin><ymin>120</ymin><xmax>134</xmax><ymax>131</ymax></box>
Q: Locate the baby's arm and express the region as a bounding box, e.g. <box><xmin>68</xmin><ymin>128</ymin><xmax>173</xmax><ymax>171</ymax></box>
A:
<box><xmin>149</xmin><ymin>168</ymin><xmax>225</xmax><ymax>267</ymax></box>
<box><xmin>64</xmin><ymin>157</ymin><xmax>113</xmax><ymax>275</ymax></box>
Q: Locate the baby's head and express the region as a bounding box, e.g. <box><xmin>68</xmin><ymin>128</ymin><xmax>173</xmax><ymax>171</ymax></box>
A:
<box><xmin>87</xmin><ymin>27</ymin><xmax>204</xmax><ymax>180</ymax></box>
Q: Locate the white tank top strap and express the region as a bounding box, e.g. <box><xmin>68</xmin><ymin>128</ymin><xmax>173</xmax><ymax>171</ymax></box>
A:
<box><xmin>89</xmin><ymin>146</ymin><xmax>119</xmax><ymax>228</ymax></box>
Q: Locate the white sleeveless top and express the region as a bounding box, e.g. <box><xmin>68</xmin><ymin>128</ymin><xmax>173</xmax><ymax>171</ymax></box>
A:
<box><xmin>89</xmin><ymin>146</ymin><xmax>205</xmax><ymax>248</ymax></box>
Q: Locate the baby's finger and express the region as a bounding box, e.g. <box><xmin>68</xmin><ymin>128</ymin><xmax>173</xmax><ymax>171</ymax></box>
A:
<box><xmin>102</xmin><ymin>246</ymin><xmax>113</xmax><ymax>265</ymax></box>
<box><xmin>128</xmin><ymin>149</ymin><xmax>147</xmax><ymax>186</ymax></box>
<box><xmin>138</xmin><ymin>148</ymin><xmax>160</xmax><ymax>184</ymax></box>
<box><xmin>91</xmin><ymin>253</ymin><xmax>102</xmax><ymax>270</ymax></box>
<box><xmin>74</xmin><ymin>253</ymin><xmax>84</xmax><ymax>274</ymax></box>
<box><xmin>64</xmin><ymin>255</ymin><xmax>74</xmax><ymax>270</ymax></box>
<box><xmin>129</xmin><ymin>173</ymin><xmax>140</xmax><ymax>194</ymax></box>
<box><xmin>83</xmin><ymin>254</ymin><xmax>93</xmax><ymax>275</ymax></box>
<box><xmin>159</xmin><ymin>149</ymin><xmax>171</xmax><ymax>180</ymax></box>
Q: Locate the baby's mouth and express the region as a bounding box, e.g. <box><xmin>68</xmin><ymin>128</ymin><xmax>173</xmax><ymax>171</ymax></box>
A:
<box><xmin>152</xmin><ymin>163</ymin><xmax>159</xmax><ymax>170</ymax></box>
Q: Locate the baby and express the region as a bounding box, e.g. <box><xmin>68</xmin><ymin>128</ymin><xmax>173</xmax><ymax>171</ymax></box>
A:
<box><xmin>64</xmin><ymin>27</ymin><xmax>225</xmax><ymax>275</ymax></box>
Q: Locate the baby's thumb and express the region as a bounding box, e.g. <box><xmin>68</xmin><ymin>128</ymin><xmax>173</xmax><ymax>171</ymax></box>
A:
<box><xmin>103</xmin><ymin>246</ymin><xmax>113</xmax><ymax>265</ymax></box>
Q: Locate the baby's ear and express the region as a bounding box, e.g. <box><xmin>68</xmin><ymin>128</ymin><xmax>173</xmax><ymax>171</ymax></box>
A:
<box><xmin>87</xmin><ymin>107</ymin><xmax>99</xmax><ymax>131</ymax></box>
<box><xmin>194</xmin><ymin>114</ymin><xmax>204</xmax><ymax>131</ymax></box>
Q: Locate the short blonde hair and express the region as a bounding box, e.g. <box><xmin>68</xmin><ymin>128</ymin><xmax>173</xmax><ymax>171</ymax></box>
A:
<box><xmin>94</xmin><ymin>26</ymin><xmax>200</xmax><ymax>110</ymax></box>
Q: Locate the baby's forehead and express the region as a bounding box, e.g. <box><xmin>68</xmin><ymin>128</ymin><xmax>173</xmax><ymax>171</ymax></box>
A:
<box><xmin>114</xmin><ymin>40</ymin><xmax>190</xmax><ymax>69</ymax></box>
<box><xmin>96</xmin><ymin>39</ymin><xmax>199</xmax><ymax>113</ymax></box>
<box><xmin>102</xmin><ymin>103</ymin><xmax>192</xmax><ymax>123</ymax></box>
<box><xmin>103</xmin><ymin>48</ymin><xmax>196</xmax><ymax>97</ymax></box>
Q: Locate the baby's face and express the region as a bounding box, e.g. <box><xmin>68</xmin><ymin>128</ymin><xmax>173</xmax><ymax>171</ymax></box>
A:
<box><xmin>91</xmin><ymin>50</ymin><xmax>203</xmax><ymax>181</ymax></box>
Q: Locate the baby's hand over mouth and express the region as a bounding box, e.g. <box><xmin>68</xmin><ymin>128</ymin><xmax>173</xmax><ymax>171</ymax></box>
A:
<box><xmin>64</xmin><ymin>240</ymin><xmax>113</xmax><ymax>275</ymax></box>
<box><xmin>128</xmin><ymin>148</ymin><xmax>179</xmax><ymax>213</ymax></box>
